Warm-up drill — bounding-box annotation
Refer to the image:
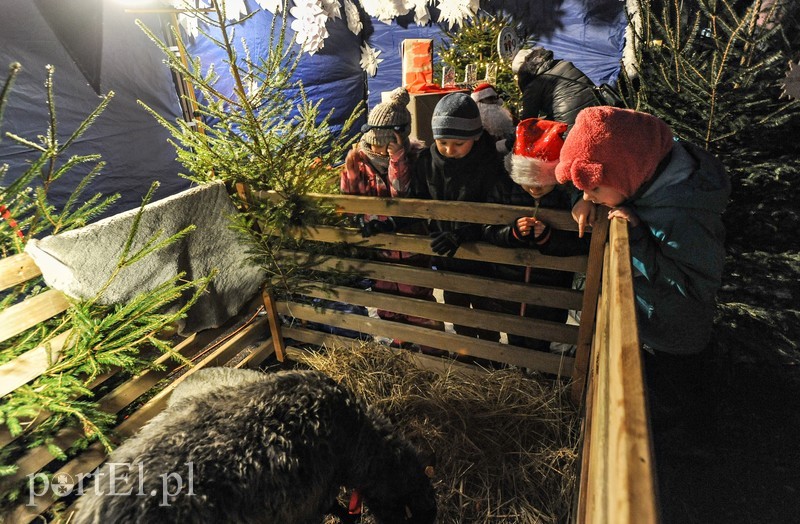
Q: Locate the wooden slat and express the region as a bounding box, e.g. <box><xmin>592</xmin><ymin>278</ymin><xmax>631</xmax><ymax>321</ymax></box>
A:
<box><xmin>0</xmin><ymin>331</ymin><xmax>71</xmax><ymax>397</ymax></box>
<box><xmin>570</xmin><ymin>213</ymin><xmax>610</xmax><ymax>404</ymax></box>
<box><xmin>277</xmin><ymin>303</ymin><xmax>573</xmax><ymax>376</ymax></box>
<box><xmin>292</xmin><ymin>226</ymin><xmax>588</xmax><ymax>273</ymax></box>
<box><xmin>0</xmin><ymin>289</ymin><xmax>70</xmax><ymax>343</ymax></box>
<box><xmin>280</xmin><ymin>250</ymin><xmax>585</xmax><ymax>310</ymax></box>
<box><xmin>257</xmin><ymin>191</ymin><xmax>582</xmax><ymax>232</ymax></box>
<box><xmin>262</xmin><ymin>288</ymin><xmax>286</xmax><ymax>362</ymax></box>
<box><xmin>298</xmin><ymin>285</ymin><xmax>579</xmax><ymax>344</ymax></box>
<box><xmin>0</xmin><ymin>252</ymin><xmax>41</xmax><ymax>291</ymax></box>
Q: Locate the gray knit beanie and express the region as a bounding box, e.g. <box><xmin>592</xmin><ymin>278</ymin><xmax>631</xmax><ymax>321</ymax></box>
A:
<box><xmin>362</xmin><ymin>87</ymin><xmax>412</xmax><ymax>146</ymax></box>
<box><xmin>431</xmin><ymin>92</ymin><xmax>483</xmax><ymax>140</ymax></box>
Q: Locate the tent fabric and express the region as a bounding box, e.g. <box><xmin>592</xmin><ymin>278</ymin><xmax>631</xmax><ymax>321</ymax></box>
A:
<box><xmin>0</xmin><ymin>1</ymin><xmax>190</xmax><ymax>218</ymax></box>
<box><xmin>1</xmin><ymin>0</ymin><xmax>628</xmax><ymax>221</ymax></box>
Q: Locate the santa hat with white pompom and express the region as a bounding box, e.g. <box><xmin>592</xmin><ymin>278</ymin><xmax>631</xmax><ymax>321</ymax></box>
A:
<box><xmin>507</xmin><ymin>118</ymin><xmax>569</xmax><ymax>187</ymax></box>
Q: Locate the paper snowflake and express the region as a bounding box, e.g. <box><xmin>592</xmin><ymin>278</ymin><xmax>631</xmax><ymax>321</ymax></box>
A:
<box><xmin>360</xmin><ymin>44</ymin><xmax>383</xmax><ymax>77</ymax></box>
<box><xmin>344</xmin><ymin>0</ymin><xmax>362</xmax><ymax>35</ymax></box>
<box><xmin>361</xmin><ymin>0</ymin><xmax>410</xmax><ymax>23</ymax></box>
<box><xmin>436</xmin><ymin>0</ymin><xmax>479</xmax><ymax>29</ymax></box>
<box><xmin>320</xmin><ymin>0</ymin><xmax>341</xmax><ymax>19</ymax></box>
<box><xmin>409</xmin><ymin>0</ymin><xmax>432</xmax><ymax>26</ymax></box>
<box><xmin>290</xmin><ymin>0</ymin><xmax>330</xmax><ymax>55</ymax></box>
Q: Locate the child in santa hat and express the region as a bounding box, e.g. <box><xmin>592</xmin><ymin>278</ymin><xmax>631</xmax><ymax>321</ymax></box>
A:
<box><xmin>470</xmin><ymin>83</ymin><xmax>516</xmax><ymax>153</ymax></box>
<box><xmin>556</xmin><ymin>106</ymin><xmax>730</xmax><ymax>443</ymax></box>
<box><xmin>482</xmin><ymin>118</ymin><xmax>590</xmax><ymax>351</ymax></box>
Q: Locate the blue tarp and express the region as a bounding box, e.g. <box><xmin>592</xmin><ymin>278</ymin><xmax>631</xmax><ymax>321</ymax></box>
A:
<box><xmin>1</xmin><ymin>0</ymin><xmax>627</xmax><ymax>216</ymax></box>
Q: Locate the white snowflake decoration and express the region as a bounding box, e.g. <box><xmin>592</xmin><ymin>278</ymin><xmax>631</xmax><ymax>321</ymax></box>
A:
<box><xmin>436</xmin><ymin>0</ymin><xmax>479</xmax><ymax>29</ymax></box>
<box><xmin>409</xmin><ymin>0</ymin><xmax>432</xmax><ymax>26</ymax></box>
<box><xmin>344</xmin><ymin>0</ymin><xmax>362</xmax><ymax>35</ymax></box>
<box><xmin>320</xmin><ymin>0</ymin><xmax>341</xmax><ymax>19</ymax></box>
<box><xmin>361</xmin><ymin>0</ymin><xmax>410</xmax><ymax>23</ymax></box>
<box><xmin>290</xmin><ymin>0</ymin><xmax>330</xmax><ymax>55</ymax></box>
<box><xmin>360</xmin><ymin>44</ymin><xmax>383</xmax><ymax>77</ymax></box>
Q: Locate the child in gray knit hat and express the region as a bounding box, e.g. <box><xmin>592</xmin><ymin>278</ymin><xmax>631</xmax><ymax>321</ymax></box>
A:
<box><xmin>409</xmin><ymin>92</ymin><xmax>507</xmax><ymax>342</ymax></box>
<box><xmin>340</xmin><ymin>87</ymin><xmax>442</xmax><ymax>340</ymax></box>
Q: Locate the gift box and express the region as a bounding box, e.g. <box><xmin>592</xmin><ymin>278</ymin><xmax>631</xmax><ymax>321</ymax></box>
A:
<box><xmin>401</xmin><ymin>39</ymin><xmax>433</xmax><ymax>93</ymax></box>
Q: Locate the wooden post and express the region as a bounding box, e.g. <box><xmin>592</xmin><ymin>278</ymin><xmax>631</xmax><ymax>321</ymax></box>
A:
<box><xmin>261</xmin><ymin>287</ymin><xmax>286</xmax><ymax>362</ymax></box>
<box><xmin>571</xmin><ymin>212</ymin><xmax>610</xmax><ymax>405</ymax></box>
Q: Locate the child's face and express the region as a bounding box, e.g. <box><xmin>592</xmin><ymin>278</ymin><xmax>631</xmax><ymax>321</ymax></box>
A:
<box><xmin>583</xmin><ymin>185</ymin><xmax>626</xmax><ymax>207</ymax></box>
<box><xmin>522</xmin><ymin>183</ymin><xmax>556</xmax><ymax>200</ymax></box>
<box><xmin>369</xmin><ymin>143</ymin><xmax>389</xmax><ymax>156</ymax></box>
<box><xmin>434</xmin><ymin>138</ymin><xmax>475</xmax><ymax>159</ymax></box>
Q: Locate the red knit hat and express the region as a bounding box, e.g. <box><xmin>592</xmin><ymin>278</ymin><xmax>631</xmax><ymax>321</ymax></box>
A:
<box><xmin>508</xmin><ymin>118</ymin><xmax>568</xmax><ymax>187</ymax></box>
<box><xmin>471</xmin><ymin>83</ymin><xmax>499</xmax><ymax>103</ymax></box>
<box><xmin>555</xmin><ymin>107</ymin><xmax>674</xmax><ymax>198</ymax></box>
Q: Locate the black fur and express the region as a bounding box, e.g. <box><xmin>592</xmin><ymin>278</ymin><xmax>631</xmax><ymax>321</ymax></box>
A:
<box><xmin>73</xmin><ymin>368</ymin><xmax>436</xmax><ymax>524</ymax></box>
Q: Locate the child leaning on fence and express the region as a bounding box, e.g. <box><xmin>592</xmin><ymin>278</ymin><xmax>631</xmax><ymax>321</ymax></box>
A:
<box><xmin>555</xmin><ymin>106</ymin><xmax>730</xmax><ymax>436</ymax></box>
<box><xmin>340</xmin><ymin>87</ymin><xmax>442</xmax><ymax>339</ymax></box>
<box><xmin>409</xmin><ymin>92</ymin><xmax>506</xmax><ymax>342</ymax></box>
<box><xmin>482</xmin><ymin>118</ymin><xmax>590</xmax><ymax>351</ymax></box>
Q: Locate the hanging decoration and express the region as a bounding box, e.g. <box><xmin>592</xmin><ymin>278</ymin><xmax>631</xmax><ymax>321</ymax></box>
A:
<box><xmin>343</xmin><ymin>0</ymin><xmax>362</xmax><ymax>34</ymax></box>
<box><xmin>360</xmin><ymin>43</ymin><xmax>383</xmax><ymax>77</ymax></box>
<box><xmin>171</xmin><ymin>0</ymin><xmax>482</xmax><ymax>77</ymax></box>
<box><xmin>290</xmin><ymin>0</ymin><xmax>330</xmax><ymax>55</ymax></box>
<box><xmin>436</xmin><ymin>0</ymin><xmax>479</xmax><ymax>28</ymax></box>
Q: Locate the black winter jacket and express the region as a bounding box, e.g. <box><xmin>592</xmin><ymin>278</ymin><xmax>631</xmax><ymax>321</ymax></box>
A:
<box><xmin>517</xmin><ymin>55</ymin><xmax>600</xmax><ymax>127</ymax></box>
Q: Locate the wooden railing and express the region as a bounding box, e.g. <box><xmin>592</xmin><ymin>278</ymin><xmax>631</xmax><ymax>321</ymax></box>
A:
<box><xmin>577</xmin><ymin>219</ymin><xmax>658</xmax><ymax>524</ymax></box>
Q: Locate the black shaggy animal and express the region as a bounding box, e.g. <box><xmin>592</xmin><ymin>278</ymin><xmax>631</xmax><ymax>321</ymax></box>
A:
<box><xmin>72</xmin><ymin>368</ymin><xmax>437</xmax><ymax>524</ymax></box>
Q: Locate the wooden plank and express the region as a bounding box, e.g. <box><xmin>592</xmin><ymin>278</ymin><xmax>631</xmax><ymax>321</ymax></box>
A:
<box><xmin>0</xmin><ymin>253</ymin><xmax>41</xmax><ymax>291</ymax></box>
<box><xmin>604</xmin><ymin>219</ymin><xmax>657</xmax><ymax>524</ymax></box>
<box><xmin>570</xmin><ymin>213</ymin><xmax>610</xmax><ymax>404</ymax></box>
<box><xmin>262</xmin><ymin>288</ymin><xmax>286</xmax><ymax>362</ymax></box>
<box><xmin>577</xmin><ymin>242</ymin><xmax>610</xmax><ymax>524</ymax></box>
<box><xmin>256</xmin><ymin>191</ymin><xmax>581</xmax><ymax>232</ymax></box>
<box><xmin>0</xmin><ymin>289</ymin><xmax>70</xmax><ymax>343</ymax></box>
<box><xmin>298</xmin><ymin>285</ymin><xmax>579</xmax><ymax>344</ymax></box>
<box><xmin>280</xmin><ymin>251</ymin><xmax>585</xmax><ymax>309</ymax></box>
<box><xmin>0</xmin><ymin>330</ymin><xmax>71</xmax><ymax>397</ymax></box>
<box><xmin>292</xmin><ymin>225</ymin><xmax>588</xmax><ymax>273</ymax></box>
<box><xmin>276</xmin><ymin>303</ymin><xmax>574</xmax><ymax>376</ymax></box>
<box><xmin>233</xmin><ymin>338</ymin><xmax>275</xmax><ymax>369</ymax></box>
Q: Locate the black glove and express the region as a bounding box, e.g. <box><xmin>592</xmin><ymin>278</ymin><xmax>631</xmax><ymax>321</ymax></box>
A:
<box><xmin>430</xmin><ymin>230</ymin><xmax>464</xmax><ymax>257</ymax></box>
<box><xmin>357</xmin><ymin>216</ymin><xmax>396</xmax><ymax>238</ymax></box>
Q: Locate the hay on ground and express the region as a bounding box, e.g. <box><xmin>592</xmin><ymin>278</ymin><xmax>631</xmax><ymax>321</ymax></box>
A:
<box><xmin>297</xmin><ymin>341</ymin><xmax>581</xmax><ymax>524</ymax></box>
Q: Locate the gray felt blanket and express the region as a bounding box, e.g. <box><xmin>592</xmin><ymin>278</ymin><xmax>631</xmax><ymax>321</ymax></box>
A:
<box><xmin>25</xmin><ymin>181</ymin><xmax>265</xmax><ymax>335</ymax></box>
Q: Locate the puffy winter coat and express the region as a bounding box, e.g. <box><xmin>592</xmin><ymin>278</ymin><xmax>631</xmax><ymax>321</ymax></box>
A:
<box><xmin>516</xmin><ymin>55</ymin><xmax>600</xmax><ymax>127</ymax></box>
<box><xmin>627</xmin><ymin>141</ymin><xmax>730</xmax><ymax>355</ymax></box>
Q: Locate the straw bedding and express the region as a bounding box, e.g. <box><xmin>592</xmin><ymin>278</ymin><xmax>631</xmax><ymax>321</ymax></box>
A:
<box><xmin>296</xmin><ymin>341</ymin><xmax>581</xmax><ymax>524</ymax></box>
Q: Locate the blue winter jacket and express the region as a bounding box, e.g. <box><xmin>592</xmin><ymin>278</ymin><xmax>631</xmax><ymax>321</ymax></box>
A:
<box><xmin>626</xmin><ymin>141</ymin><xmax>730</xmax><ymax>354</ymax></box>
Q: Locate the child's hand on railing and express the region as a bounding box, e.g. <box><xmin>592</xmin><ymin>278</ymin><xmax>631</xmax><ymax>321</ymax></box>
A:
<box><xmin>571</xmin><ymin>199</ymin><xmax>597</xmax><ymax>238</ymax></box>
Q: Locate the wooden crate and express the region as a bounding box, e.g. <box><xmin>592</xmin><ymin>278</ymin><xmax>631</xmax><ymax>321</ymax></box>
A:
<box><xmin>0</xmin><ymin>194</ymin><xmax>657</xmax><ymax>523</ymax></box>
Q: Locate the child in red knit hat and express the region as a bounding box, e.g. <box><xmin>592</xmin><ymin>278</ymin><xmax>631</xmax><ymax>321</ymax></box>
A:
<box><xmin>556</xmin><ymin>106</ymin><xmax>730</xmax><ymax>445</ymax></box>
